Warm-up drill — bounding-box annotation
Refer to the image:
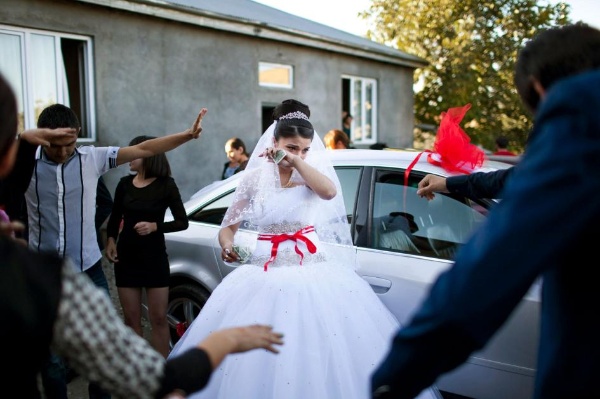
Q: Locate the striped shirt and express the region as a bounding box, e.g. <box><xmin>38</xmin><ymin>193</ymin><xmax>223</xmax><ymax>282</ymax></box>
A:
<box><xmin>26</xmin><ymin>145</ymin><xmax>119</xmax><ymax>272</ymax></box>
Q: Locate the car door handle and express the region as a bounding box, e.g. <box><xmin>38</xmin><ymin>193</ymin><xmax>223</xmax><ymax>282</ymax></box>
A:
<box><xmin>361</xmin><ymin>275</ymin><xmax>391</xmax><ymax>294</ymax></box>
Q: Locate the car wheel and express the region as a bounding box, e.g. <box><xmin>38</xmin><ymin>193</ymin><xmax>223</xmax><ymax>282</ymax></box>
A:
<box><xmin>167</xmin><ymin>284</ymin><xmax>210</xmax><ymax>347</ymax></box>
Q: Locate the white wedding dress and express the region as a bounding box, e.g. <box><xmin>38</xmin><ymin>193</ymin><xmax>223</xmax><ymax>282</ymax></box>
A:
<box><xmin>169</xmin><ymin>185</ymin><xmax>404</xmax><ymax>399</ymax></box>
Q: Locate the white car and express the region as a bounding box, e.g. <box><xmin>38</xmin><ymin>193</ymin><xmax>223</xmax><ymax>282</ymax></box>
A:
<box><xmin>164</xmin><ymin>149</ymin><xmax>538</xmax><ymax>399</ymax></box>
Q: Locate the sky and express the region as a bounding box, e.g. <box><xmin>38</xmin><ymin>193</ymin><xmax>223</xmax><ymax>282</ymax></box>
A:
<box><xmin>253</xmin><ymin>0</ymin><xmax>600</xmax><ymax>36</ymax></box>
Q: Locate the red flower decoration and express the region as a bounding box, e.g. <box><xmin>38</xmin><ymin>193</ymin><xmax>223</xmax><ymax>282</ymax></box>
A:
<box><xmin>427</xmin><ymin>104</ymin><xmax>484</xmax><ymax>174</ymax></box>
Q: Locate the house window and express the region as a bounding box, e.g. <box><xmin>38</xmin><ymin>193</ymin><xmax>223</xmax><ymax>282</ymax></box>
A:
<box><xmin>0</xmin><ymin>25</ymin><xmax>96</xmax><ymax>141</ymax></box>
<box><xmin>342</xmin><ymin>76</ymin><xmax>377</xmax><ymax>145</ymax></box>
<box><xmin>259</xmin><ymin>62</ymin><xmax>293</xmax><ymax>88</ymax></box>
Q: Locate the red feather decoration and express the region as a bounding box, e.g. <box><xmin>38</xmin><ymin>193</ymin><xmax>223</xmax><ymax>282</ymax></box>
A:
<box><xmin>428</xmin><ymin>104</ymin><xmax>484</xmax><ymax>174</ymax></box>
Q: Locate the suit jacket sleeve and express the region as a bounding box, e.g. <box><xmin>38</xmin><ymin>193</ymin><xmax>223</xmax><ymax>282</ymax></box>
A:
<box><xmin>446</xmin><ymin>167</ymin><xmax>513</xmax><ymax>199</ymax></box>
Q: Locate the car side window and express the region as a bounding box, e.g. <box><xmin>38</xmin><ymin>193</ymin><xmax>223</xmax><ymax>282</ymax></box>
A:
<box><xmin>188</xmin><ymin>190</ymin><xmax>235</xmax><ymax>225</ymax></box>
<box><xmin>371</xmin><ymin>170</ymin><xmax>486</xmax><ymax>260</ymax></box>
<box><xmin>334</xmin><ymin>167</ymin><xmax>362</xmax><ymax>224</ymax></box>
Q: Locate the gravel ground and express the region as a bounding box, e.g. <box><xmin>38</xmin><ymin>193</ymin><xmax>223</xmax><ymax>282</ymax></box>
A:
<box><xmin>66</xmin><ymin>256</ymin><xmax>151</xmax><ymax>398</ymax></box>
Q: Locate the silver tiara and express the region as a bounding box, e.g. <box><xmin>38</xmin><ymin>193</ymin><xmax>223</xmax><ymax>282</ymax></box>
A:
<box><xmin>278</xmin><ymin>111</ymin><xmax>309</xmax><ymax>121</ymax></box>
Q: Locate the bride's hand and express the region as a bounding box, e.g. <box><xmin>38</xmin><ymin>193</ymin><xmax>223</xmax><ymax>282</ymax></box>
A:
<box><xmin>259</xmin><ymin>147</ymin><xmax>281</xmax><ymax>162</ymax></box>
<box><xmin>221</xmin><ymin>246</ymin><xmax>240</xmax><ymax>262</ymax></box>
<box><xmin>260</xmin><ymin>147</ymin><xmax>297</xmax><ymax>166</ymax></box>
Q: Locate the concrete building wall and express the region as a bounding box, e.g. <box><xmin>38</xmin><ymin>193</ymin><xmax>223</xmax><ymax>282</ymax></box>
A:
<box><xmin>1</xmin><ymin>0</ymin><xmax>416</xmax><ymax>199</ymax></box>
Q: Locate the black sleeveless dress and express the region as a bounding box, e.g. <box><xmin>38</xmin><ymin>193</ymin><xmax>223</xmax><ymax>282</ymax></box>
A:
<box><xmin>107</xmin><ymin>175</ymin><xmax>188</xmax><ymax>287</ymax></box>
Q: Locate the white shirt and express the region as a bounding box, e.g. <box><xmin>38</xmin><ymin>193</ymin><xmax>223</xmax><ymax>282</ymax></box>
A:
<box><xmin>26</xmin><ymin>145</ymin><xmax>119</xmax><ymax>272</ymax></box>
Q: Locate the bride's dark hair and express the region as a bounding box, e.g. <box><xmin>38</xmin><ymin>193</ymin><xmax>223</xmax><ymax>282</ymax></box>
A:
<box><xmin>275</xmin><ymin>112</ymin><xmax>314</xmax><ymax>141</ymax></box>
<box><xmin>272</xmin><ymin>99</ymin><xmax>311</xmax><ymax>120</ymax></box>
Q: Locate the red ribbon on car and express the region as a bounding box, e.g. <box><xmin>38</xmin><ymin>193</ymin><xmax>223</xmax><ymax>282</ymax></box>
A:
<box><xmin>258</xmin><ymin>226</ymin><xmax>317</xmax><ymax>271</ymax></box>
<box><xmin>403</xmin><ymin>104</ymin><xmax>484</xmax><ymax>208</ymax></box>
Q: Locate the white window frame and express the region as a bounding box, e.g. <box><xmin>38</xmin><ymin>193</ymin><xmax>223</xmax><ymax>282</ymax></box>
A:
<box><xmin>258</xmin><ymin>62</ymin><xmax>294</xmax><ymax>89</ymax></box>
<box><xmin>343</xmin><ymin>75</ymin><xmax>378</xmax><ymax>145</ymax></box>
<box><xmin>0</xmin><ymin>25</ymin><xmax>96</xmax><ymax>142</ymax></box>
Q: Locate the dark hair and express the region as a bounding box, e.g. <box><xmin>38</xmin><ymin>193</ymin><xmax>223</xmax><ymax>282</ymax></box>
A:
<box><xmin>369</xmin><ymin>142</ymin><xmax>388</xmax><ymax>150</ymax></box>
<box><xmin>324</xmin><ymin>129</ymin><xmax>350</xmax><ymax>149</ymax></box>
<box><xmin>37</xmin><ymin>103</ymin><xmax>81</xmax><ymax>131</ymax></box>
<box><xmin>272</xmin><ymin>99</ymin><xmax>311</xmax><ymax>121</ymax></box>
<box><xmin>515</xmin><ymin>24</ymin><xmax>600</xmax><ymax>113</ymax></box>
<box><xmin>226</xmin><ymin>137</ymin><xmax>249</xmax><ymax>156</ymax></box>
<box><xmin>274</xmin><ymin>116</ymin><xmax>314</xmax><ymax>141</ymax></box>
<box><xmin>0</xmin><ymin>73</ymin><xmax>17</xmax><ymax>159</ymax></box>
<box><xmin>128</xmin><ymin>135</ymin><xmax>171</xmax><ymax>178</ymax></box>
<box><xmin>495</xmin><ymin>136</ymin><xmax>509</xmax><ymax>148</ymax></box>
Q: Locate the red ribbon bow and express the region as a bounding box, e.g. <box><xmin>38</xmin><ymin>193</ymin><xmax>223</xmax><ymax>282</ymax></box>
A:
<box><xmin>401</xmin><ymin>104</ymin><xmax>484</xmax><ymax>213</ymax></box>
<box><xmin>258</xmin><ymin>226</ymin><xmax>317</xmax><ymax>271</ymax></box>
<box><xmin>405</xmin><ymin>104</ymin><xmax>484</xmax><ymax>187</ymax></box>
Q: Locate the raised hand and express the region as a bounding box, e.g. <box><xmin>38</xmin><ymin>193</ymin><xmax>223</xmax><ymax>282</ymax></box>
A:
<box><xmin>20</xmin><ymin>127</ymin><xmax>79</xmax><ymax>147</ymax></box>
<box><xmin>188</xmin><ymin>108</ymin><xmax>208</xmax><ymax>139</ymax></box>
<box><xmin>260</xmin><ymin>147</ymin><xmax>294</xmax><ymax>166</ymax></box>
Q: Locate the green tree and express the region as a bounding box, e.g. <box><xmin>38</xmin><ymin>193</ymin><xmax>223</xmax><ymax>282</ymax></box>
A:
<box><xmin>361</xmin><ymin>0</ymin><xmax>571</xmax><ymax>153</ymax></box>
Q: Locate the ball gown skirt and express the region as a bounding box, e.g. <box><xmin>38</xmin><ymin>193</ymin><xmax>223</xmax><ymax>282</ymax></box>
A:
<box><xmin>169</xmin><ymin>229</ymin><xmax>400</xmax><ymax>399</ymax></box>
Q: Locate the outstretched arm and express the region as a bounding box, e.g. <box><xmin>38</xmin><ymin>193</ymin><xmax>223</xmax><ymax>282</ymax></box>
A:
<box><xmin>116</xmin><ymin>108</ymin><xmax>207</xmax><ymax>166</ymax></box>
<box><xmin>417</xmin><ymin>168</ymin><xmax>513</xmax><ymax>201</ymax></box>
<box><xmin>199</xmin><ymin>325</ymin><xmax>283</xmax><ymax>368</ymax></box>
<box><xmin>445</xmin><ymin>168</ymin><xmax>513</xmax><ymax>200</ymax></box>
<box><xmin>53</xmin><ymin>260</ymin><xmax>283</xmax><ymax>399</ymax></box>
<box><xmin>158</xmin><ymin>325</ymin><xmax>283</xmax><ymax>399</ymax></box>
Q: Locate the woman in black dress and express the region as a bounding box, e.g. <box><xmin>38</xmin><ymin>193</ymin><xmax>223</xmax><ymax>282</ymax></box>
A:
<box><xmin>106</xmin><ymin>135</ymin><xmax>188</xmax><ymax>358</ymax></box>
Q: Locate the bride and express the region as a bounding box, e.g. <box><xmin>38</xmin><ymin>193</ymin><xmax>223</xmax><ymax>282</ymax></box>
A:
<box><xmin>168</xmin><ymin>108</ymin><xmax>438</xmax><ymax>399</ymax></box>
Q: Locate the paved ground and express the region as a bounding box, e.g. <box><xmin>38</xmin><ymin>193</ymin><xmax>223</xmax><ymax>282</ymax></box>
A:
<box><xmin>66</xmin><ymin>256</ymin><xmax>151</xmax><ymax>398</ymax></box>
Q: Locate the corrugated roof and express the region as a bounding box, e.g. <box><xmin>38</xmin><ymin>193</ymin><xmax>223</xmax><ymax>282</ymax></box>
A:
<box><xmin>164</xmin><ymin>0</ymin><xmax>428</xmax><ymax>67</ymax></box>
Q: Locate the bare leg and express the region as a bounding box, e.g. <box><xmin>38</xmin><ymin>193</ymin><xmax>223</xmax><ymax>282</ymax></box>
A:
<box><xmin>146</xmin><ymin>286</ymin><xmax>170</xmax><ymax>358</ymax></box>
<box><xmin>117</xmin><ymin>287</ymin><xmax>143</xmax><ymax>337</ymax></box>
